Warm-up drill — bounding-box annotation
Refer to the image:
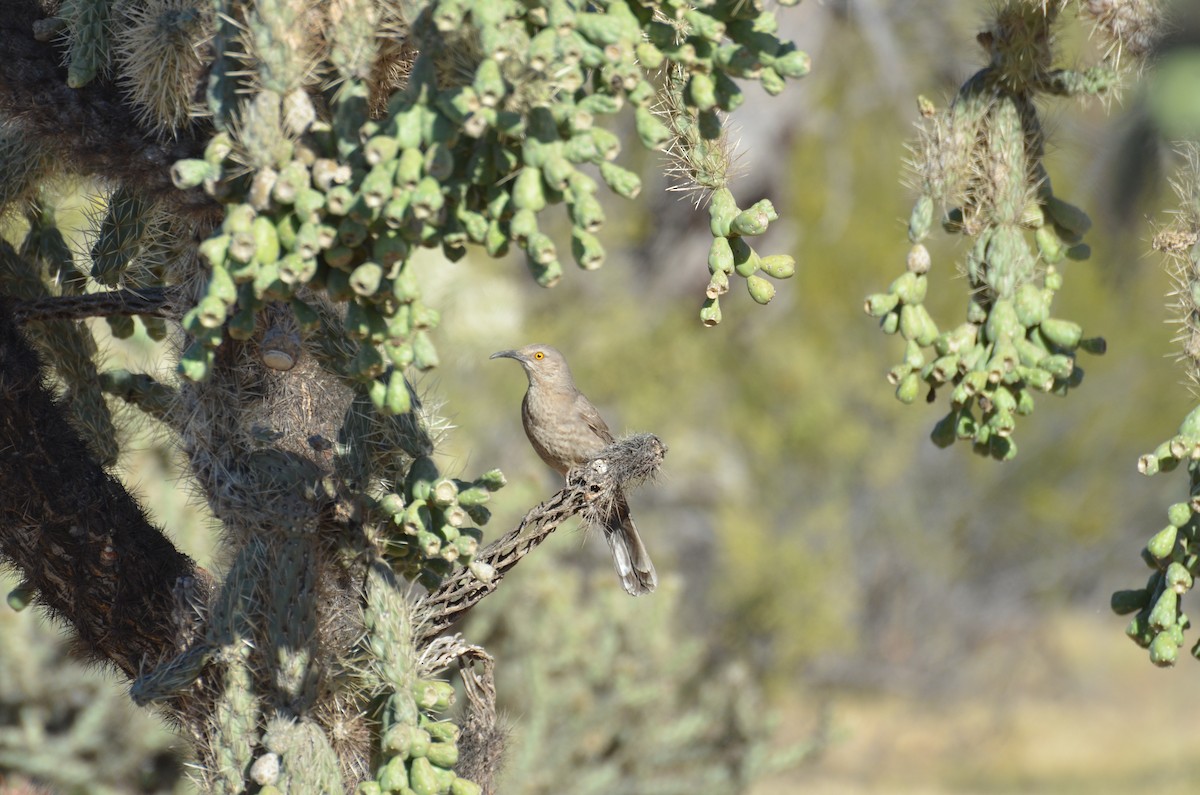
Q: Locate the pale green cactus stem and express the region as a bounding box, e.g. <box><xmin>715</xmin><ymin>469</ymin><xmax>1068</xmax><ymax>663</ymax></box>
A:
<box><xmin>262</xmin><ymin>717</ymin><xmax>344</xmax><ymax>792</ymax></box>
<box><xmin>266</xmin><ymin>536</ymin><xmax>321</xmax><ymax>711</ymax></box>
<box><xmin>60</xmin><ymin>0</ymin><xmax>114</xmax><ymax>88</ymax></box>
<box><xmin>207</xmin><ymin>540</ymin><xmax>266</xmax><ymax>794</ymax></box>
<box><xmin>90</xmin><ymin>187</ymin><xmax>155</xmax><ymax>287</ymax></box>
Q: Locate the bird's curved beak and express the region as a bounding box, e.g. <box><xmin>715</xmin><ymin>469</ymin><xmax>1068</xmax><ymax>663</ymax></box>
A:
<box><xmin>490</xmin><ymin>349</ymin><xmax>525</xmax><ymax>363</ymax></box>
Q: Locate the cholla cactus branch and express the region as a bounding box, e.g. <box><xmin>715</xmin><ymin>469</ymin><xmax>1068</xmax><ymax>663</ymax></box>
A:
<box><xmin>417</xmin><ymin>433</ymin><xmax>667</xmax><ymax>646</ymax></box>
<box><xmin>0</xmin><ymin>296</ymin><xmax>206</xmax><ymax>679</ymax></box>
<box><xmin>8</xmin><ymin>285</ymin><xmax>183</xmax><ymax>322</ymax></box>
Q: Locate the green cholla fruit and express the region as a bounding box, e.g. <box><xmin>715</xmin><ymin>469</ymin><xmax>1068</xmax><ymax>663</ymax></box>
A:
<box><xmin>570</xmin><ymin>193</ymin><xmax>605</xmax><ymax>232</ymax></box>
<box><xmin>199</xmin><ymin>235</ymin><xmax>230</xmax><ymax>269</ymax></box>
<box><xmin>350</xmin><ymin>262</ymin><xmax>384</xmax><ymax>297</ymax></box>
<box><xmin>772</xmin><ymin>46</ymin><xmax>811</xmax><ymax>78</ymax></box>
<box><xmin>407</xmin><ymin>725</ymin><xmax>432</xmax><ymax>758</ymax></box>
<box><xmin>171</xmin><ymin>158</ymin><xmax>219</xmax><ymax>189</ymax></box>
<box><xmin>426</xmin><ymin>741</ymin><xmax>459</xmax><ymax>768</ymax></box>
<box><xmin>1039</xmin><ymin>317</ymin><xmax>1083</xmax><ymax>349</ymax></box>
<box><xmin>543</xmin><ymin>150</ymin><xmax>575</xmax><ymax>192</ymax></box>
<box><xmin>759</xmin><ymin>66</ymin><xmax>786</xmax><ymax>95</ymax></box>
<box><xmin>412</xmin><ymin>330</ymin><xmax>439</xmax><ymax>370</ymax></box>
<box><xmin>365</xmin><ymin>135</ymin><xmax>400</xmax><ymax>166</ymax></box>
<box><xmin>759</xmin><ymin>254</ymin><xmax>795</xmax><ymax>279</ymax></box>
<box><xmin>1039</xmin><ymin>354</ymin><xmax>1074</xmax><ymax>380</ymax></box>
<box><xmin>879</xmin><ymin>311</ymin><xmax>899</xmax><ymax>335</ymax></box>
<box><xmin>908</xmin><ymin>194</ymin><xmax>934</xmax><ymax>242</ymax></box>
<box><xmin>386</xmin><ymin>341</ymin><xmax>414</xmax><ymax>368</ymax></box>
<box><xmin>730</xmin><ymin>237</ymin><xmax>759</xmax><ymax>277</ymax></box>
<box><xmin>1149</xmin><ymin>631</ymin><xmax>1179</xmax><ymax>667</ymax></box>
<box><xmin>599</xmin><ymin>161</ymin><xmax>641</xmax><ymax>199</ymax></box>
<box><xmin>729</xmin><ymin>201</ymin><xmax>774</xmax><ymax>237</ymax></box>
<box><xmin>1013</xmin><ymin>336</ymin><xmax>1047</xmax><ymax>368</ymax></box>
<box><xmin>688</xmin><ymin>72</ymin><xmax>717</xmax><ymax>111</ymax></box>
<box><xmin>985</xmin><ymin>300</ymin><xmax>1021</xmax><ymax>344</ymax></box>
<box><xmin>707</xmin><ymin>270</ymin><xmax>729</xmax><ymax>298</ymax></box>
<box><xmin>1126</xmin><ymin>613</ymin><xmax>1153</xmax><ymax>647</ymax></box>
<box><xmin>888</xmin><ymin>271</ymin><xmax>925</xmax><ymax>305</ymax></box>
<box><xmin>378</xmin><ymin>756</ymin><xmax>408</xmax><ymax>792</ymax></box>
<box><xmin>411</xmin><ymin>177</ymin><xmax>444</xmax><ymax>219</ymax></box>
<box><xmin>1148</xmin><ymin>524</ymin><xmax>1178</xmax><ymax>559</ymax></box>
<box><xmin>708</xmin><ymin>237</ymin><xmax>734</xmax><ymax>275</ymax></box>
<box><xmin>1167</xmin><ymin>561</ymin><xmax>1193</xmax><ymax>593</ymax></box>
<box><xmin>634</xmin><ymin>40</ymin><xmax>665</xmax><ymax>70</ymax></box>
<box><xmin>450</xmin><ymin>776</ymin><xmax>483</xmax><ymax>795</ymax></box>
<box><xmin>898</xmin><ymin>304</ymin><xmax>923</xmax><ymax>343</ymax></box>
<box><xmin>700</xmin><ymin>296</ymin><xmax>722</xmax><ymax>327</ymax></box>
<box><xmin>408</xmin><ymin>757</ymin><xmax>439</xmax><ymax>795</ymax></box>
<box><xmin>895</xmin><ymin>372</ymin><xmax>920</xmax><ymax>404</ymax></box>
<box><xmin>526</xmin><ymin>232</ymin><xmax>556</xmax><ymax>265</ymax></box>
<box><xmin>396</xmin><ymin>148</ymin><xmax>425</xmax><ymax>188</ymax></box>
<box><xmin>1013</xmin><ymin>283</ymin><xmax>1047</xmax><ymax>327</ymax></box>
<box><xmin>417</xmin><ymin>530</ymin><xmax>441</xmax><ymax>557</ymax></box>
<box><xmin>1149</xmin><ymin>589</ymin><xmax>1179</xmax><ymax>631</ymax></box>
<box><xmin>325</xmin><ymin>186</ymin><xmax>355</xmax><ymax>216</ymax></box>
<box><xmin>1034</xmin><ymin>223</ymin><xmax>1067</xmax><ymax>263</ymax></box>
<box><xmin>571</xmin><ymin>229</ymin><xmax>605</xmax><ymax>270</ymax></box>
<box><xmin>510</xmin><ymin>208</ymin><xmax>538</xmax><ymax>242</ymax></box>
<box><xmin>746</xmin><ymin>274</ymin><xmax>775</xmax><ymax>305</ymax></box>
<box><xmin>513</xmin><ymin>167</ymin><xmax>546</xmax><ymax>212</ymax></box>
<box><xmin>252</xmin><ymin>216</ymin><xmax>280</xmax><ymax>264</ymax></box>
<box><xmin>1168</xmin><ymin>502</ymin><xmax>1192</xmax><ymax>528</ymax></box>
<box><xmin>474</xmin><ymin>57</ymin><xmax>506</xmax><ymax>105</ymax></box>
<box><xmin>864</xmin><ymin>292</ymin><xmax>900</xmax><ymax>317</ymax></box>
<box><xmin>634</xmin><ymin>104</ymin><xmax>671</xmax><ymax>150</ymax></box>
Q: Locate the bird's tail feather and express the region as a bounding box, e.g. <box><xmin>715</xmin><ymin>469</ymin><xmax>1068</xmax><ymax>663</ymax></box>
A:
<box><xmin>604</xmin><ymin>496</ymin><xmax>657</xmax><ymax>596</ymax></box>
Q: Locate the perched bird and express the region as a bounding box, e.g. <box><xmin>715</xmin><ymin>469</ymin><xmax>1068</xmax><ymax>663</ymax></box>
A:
<box><xmin>490</xmin><ymin>344</ymin><xmax>658</xmax><ymax>596</ymax></box>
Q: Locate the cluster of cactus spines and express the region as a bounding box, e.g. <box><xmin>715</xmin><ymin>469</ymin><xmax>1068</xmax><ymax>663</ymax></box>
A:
<box><xmin>1115</xmin><ymin>146</ymin><xmax>1200</xmax><ymax>667</ymax></box>
<box><xmin>868</xmin><ymin>2</ymin><xmax>1111</xmax><ymax>460</ymax></box>
<box><xmin>169</xmin><ymin>0</ymin><xmax>809</xmax><ymax>402</ymax></box>
<box><xmin>1</xmin><ymin>212</ymin><xmax>120</xmax><ymax>466</ymax></box>
<box><xmin>1080</xmin><ymin>0</ymin><xmax>1163</xmax><ymax>65</ymax></box>
<box><xmin>112</xmin><ymin>0</ymin><xmax>214</xmax><ymax>135</ymax></box>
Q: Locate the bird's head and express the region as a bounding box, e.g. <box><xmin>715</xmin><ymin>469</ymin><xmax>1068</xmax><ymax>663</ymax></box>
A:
<box><xmin>490</xmin><ymin>344</ymin><xmax>572</xmax><ymax>386</ymax></box>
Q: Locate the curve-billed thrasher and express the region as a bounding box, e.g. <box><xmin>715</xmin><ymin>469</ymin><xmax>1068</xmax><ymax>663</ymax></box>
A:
<box><xmin>490</xmin><ymin>344</ymin><xmax>658</xmax><ymax>596</ymax></box>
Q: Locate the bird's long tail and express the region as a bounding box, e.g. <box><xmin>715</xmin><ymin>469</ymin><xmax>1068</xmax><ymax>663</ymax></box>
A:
<box><xmin>603</xmin><ymin>494</ymin><xmax>658</xmax><ymax>596</ymax></box>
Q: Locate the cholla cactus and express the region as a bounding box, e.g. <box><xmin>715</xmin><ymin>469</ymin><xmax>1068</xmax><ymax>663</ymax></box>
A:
<box><xmin>0</xmin><ymin>0</ymin><xmax>806</xmax><ymax>791</ymax></box>
<box><xmin>865</xmin><ymin>1</ymin><xmax>1162</xmax><ymax>459</ymax></box>
<box><xmin>1116</xmin><ymin>144</ymin><xmax>1200</xmax><ymax>668</ymax></box>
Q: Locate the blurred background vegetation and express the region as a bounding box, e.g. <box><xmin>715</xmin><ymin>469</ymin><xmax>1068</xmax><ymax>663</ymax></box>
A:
<box><xmin>6</xmin><ymin>1</ymin><xmax>1200</xmax><ymax>793</ymax></box>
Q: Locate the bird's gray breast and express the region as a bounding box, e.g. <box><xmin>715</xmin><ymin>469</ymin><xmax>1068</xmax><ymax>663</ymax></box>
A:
<box><xmin>521</xmin><ymin>386</ymin><xmax>608</xmax><ymax>474</ymax></box>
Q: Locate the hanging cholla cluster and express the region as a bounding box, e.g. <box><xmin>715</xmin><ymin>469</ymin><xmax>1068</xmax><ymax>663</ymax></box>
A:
<box><xmin>865</xmin><ymin>1</ymin><xmax>1129</xmax><ymax>460</ymax></box>
<box><xmin>1114</xmin><ymin>145</ymin><xmax>1200</xmax><ymax>668</ymax></box>
<box><xmin>170</xmin><ymin>0</ymin><xmax>809</xmax><ymax>386</ymax></box>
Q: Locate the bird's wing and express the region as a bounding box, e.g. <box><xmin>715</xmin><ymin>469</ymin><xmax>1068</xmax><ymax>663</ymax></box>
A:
<box><xmin>576</xmin><ymin>393</ymin><xmax>615</xmax><ymax>444</ymax></box>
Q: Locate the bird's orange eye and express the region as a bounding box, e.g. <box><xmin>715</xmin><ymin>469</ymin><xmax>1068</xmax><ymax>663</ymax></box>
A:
<box><xmin>534</xmin><ymin>351</ymin><xmax>545</xmax><ymax>360</ymax></box>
